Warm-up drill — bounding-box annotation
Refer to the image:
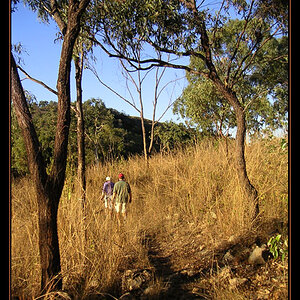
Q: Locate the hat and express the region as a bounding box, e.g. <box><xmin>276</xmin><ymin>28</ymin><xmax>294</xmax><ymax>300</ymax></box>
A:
<box><xmin>106</xmin><ymin>176</ymin><xmax>111</xmax><ymax>181</ymax></box>
<box><xmin>118</xmin><ymin>173</ymin><xmax>124</xmax><ymax>179</ymax></box>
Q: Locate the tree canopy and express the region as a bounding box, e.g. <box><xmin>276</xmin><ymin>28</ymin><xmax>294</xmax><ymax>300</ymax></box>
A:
<box><xmin>12</xmin><ymin>97</ymin><xmax>200</xmax><ymax>177</ymax></box>
<box><xmin>86</xmin><ymin>0</ymin><xmax>287</xmax><ymax>136</ymax></box>
<box><xmin>173</xmin><ymin>20</ymin><xmax>288</xmax><ymax>136</ymax></box>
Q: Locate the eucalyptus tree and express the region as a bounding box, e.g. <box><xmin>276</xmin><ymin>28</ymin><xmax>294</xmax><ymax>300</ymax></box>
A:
<box><xmin>88</xmin><ymin>0</ymin><xmax>287</xmax><ymax>219</ymax></box>
<box><xmin>174</xmin><ymin>25</ymin><xmax>288</xmax><ymax>137</ymax></box>
<box><xmin>11</xmin><ymin>0</ymin><xmax>90</xmax><ymax>293</ymax></box>
<box><xmin>71</xmin><ymin>13</ymin><xmax>96</xmax><ymax>208</ymax></box>
<box><xmin>15</xmin><ymin>1</ymin><xmax>95</xmax><ymax>209</ymax></box>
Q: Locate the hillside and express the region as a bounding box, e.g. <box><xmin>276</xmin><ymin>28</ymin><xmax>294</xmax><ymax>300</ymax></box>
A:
<box><xmin>108</xmin><ymin>108</ymin><xmax>159</xmax><ymax>155</ymax></box>
<box><xmin>11</xmin><ymin>99</ymin><xmax>197</xmax><ymax>177</ymax></box>
<box><xmin>11</xmin><ymin>137</ymin><xmax>288</xmax><ymax>299</ymax></box>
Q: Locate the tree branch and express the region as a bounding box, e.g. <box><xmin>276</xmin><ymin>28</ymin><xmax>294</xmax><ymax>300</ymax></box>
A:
<box><xmin>230</xmin><ymin>27</ymin><xmax>280</xmax><ymax>88</ymax></box>
<box><xmin>89</xmin><ymin>34</ymin><xmax>207</xmax><ymax>77</ymax></box>
<box><xmin>146</xmin><ymin>39</ymin><xmax>206</xmax><ymax>62</ymax></box>
<box><xmin>49</xmin><ymin>0</ymin><xmax>67</xmax><ymax>35</ymax></box>
<box><xmin>17</xmin><ymin>65</ymin><xmax>58</xmax><ymax>96</ymax></box>
<box><xmin>86</xmin><ymin>63</ymin><xmax>141</xmax><ymax>113</ymax></box>
<box><xmin>11</xmin><ymin>53</ymin><xmax>48</xmax><ymax>185</ymax></box>
<box><xmin>225</xmin><ymin>0</ymin><xmax>255</xmax><ymax>86</ymax></box>
<box><xmin>243</xmin><ymin>88</ymin><xmax>269</xmax><ymax>112</ymax></box>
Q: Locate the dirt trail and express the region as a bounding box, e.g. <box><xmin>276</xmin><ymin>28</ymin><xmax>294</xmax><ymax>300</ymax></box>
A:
<box><xmin>145</xmin><ymin>234</ymin><xmax>204</xmax><ymax>299</ymax></box>
<box><xmin>140</xmin><ymin>228</ymin><xmax>288</xmax><ymax>300</ymax></box>
<box><xmin>119</xmin><ymin>221</ymin><xmax>288</xmax><ymax>300</ymax></box>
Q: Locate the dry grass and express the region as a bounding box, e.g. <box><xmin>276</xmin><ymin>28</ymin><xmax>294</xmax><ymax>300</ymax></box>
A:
<box><xmin>11</xmin><ymin>137</ymin><xmax>288</xmax><ymax>298</ymax></box>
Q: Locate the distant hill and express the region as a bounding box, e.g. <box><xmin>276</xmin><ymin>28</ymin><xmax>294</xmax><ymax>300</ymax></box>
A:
<box><xmin>108</xmin><ymin>108</ymin><xmax>160</xmax><ymax>156</ymax></box>
<box><xmin>11</xmin><ymin>98</ymin><xmax>200</xmax><ymax>176</ymax></box>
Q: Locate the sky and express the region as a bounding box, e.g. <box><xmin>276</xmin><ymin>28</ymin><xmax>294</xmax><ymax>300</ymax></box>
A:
<box><xmin>11</xmin><ymin>3</ymin><xmax>189</xmax><ymax>123</ymax></box>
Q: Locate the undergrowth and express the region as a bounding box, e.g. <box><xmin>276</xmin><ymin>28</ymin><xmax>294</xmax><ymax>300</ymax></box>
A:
<box><xmin>11</xmin><ymin>137</ymin><xmax>288</xmax><ymax>298</ymax></box>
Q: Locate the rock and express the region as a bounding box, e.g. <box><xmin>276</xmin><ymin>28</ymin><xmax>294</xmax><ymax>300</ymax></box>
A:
<box><xmin>122</xmin><ymin>269</ymin><xmax>153</xmax><ymax>293</ymax></box>
<box><xmin>141</xmin><ymin>284</ymin><xmax>161</xmax><ymax>299</ymax></box>
<box><xmin>248</xmin><ymin>245</ymin><xmax>266</xmax><ymax>265</ymax></box>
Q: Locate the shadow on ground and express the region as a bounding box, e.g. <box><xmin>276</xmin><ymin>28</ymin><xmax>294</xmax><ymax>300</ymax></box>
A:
<box><xmin>143</xmin><ymin>234</ymin><xmax>206</xmax><ymax>300</ymax></box>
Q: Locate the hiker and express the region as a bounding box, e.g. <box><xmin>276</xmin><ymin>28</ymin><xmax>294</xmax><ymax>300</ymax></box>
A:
<box><xmin>112</xmin><ymin>173</ymin><xmax>132</xmax><ymax>224</ymax></box>
<box><xmin>100</xmin><ymin>177</ymin><xmax>114</xmax><ymax>216</ymax></box>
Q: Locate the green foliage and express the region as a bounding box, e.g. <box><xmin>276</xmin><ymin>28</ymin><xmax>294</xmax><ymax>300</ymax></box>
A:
<box><xmin>255</xmin><ymin>0</ymin><xmax>288</xmax><ymax>33</ymax></box>
<box><xmin>11</xmin><ymin>98</ymin><xmax>126</xmax><ymax>176</ymax></box>
<box><xmin>13</xmin><ymin>0</ymin><xmax>288</xmax><ymax>175</ymax></box>
<box><xmin>280</xmin><ymin>138</ymin><xmax>288</xmax><ymax>151</ymax></box>
<box><xmin>93</xmin><ymin>0</ymin><xmax>187</xmax><ymax>56</ymax></box>
<box><xmin>154</xmin><ymin>121</ymin><xmax>199</xmax><ymax>151</ymax></box>
<box><xmin>11</xmin><ymin>108</ymin><xmax>28</xmax><ymax>177</ymax></box>
<box><xmin>250</xmin><ymin>36</ymin><xmax>288</xmax><ymax>131</ymax></box>
<box><xmin>174</xmin><ymin>18</ymin><xmax>287</xmax><ymax>135</ymax></box>
<box><xmin>92</xmin><ymin>0</ymin><xmax>287</xmax><ymax>137</ymax></box>
<box><xmin>31</xmin><ymin>100</ymin><xmax>58</xmax><ymax>169</ymax></box>
<box><xmin>22</xmin><ymin>0</ymin><xmax>54</xmax><ymax>24</ymax></box>
<box><xmin>82</xmin><ymin>98</ymin><xmax>126</xmax><ymax>163</ymax></box>
<box><xmin>12</xmin><ymin>97</ymin><xmax>199</xmax><ymax>176</ymax></box>
<box><xmin>267</xmin><ymin>234</ymin><xmax>288</xmax><ymax>261</ymax></box>
<box><xmin>173</xmin><ymin>76</ymin><xmax>235</xmax><ymax>136</ymax></box>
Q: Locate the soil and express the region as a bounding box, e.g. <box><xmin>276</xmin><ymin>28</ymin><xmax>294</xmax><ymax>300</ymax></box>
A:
<box><xmin>124</xmin><ymin>225</ymin><xmax>289</xmax><ymax>300</ymax></box>
<box><xmin>146</xmin><ymin>233</ymin><xmax>203</xmax><ymax>299</ymax></box>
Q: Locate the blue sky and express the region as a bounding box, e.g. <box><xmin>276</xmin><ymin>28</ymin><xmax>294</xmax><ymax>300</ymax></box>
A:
<box><xmin>11</xmin><ymin>3</ymin><xmax>188</xmax><ymax>122</ymax></box>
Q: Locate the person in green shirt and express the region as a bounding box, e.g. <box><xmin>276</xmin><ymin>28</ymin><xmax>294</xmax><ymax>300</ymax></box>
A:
<box><xmin>112</xmin><ymin>173</ymin><xmax>132</xmax><ymax>224</ymax></box>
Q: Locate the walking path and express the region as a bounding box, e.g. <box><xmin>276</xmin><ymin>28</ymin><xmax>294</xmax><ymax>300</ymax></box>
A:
<box><xmin>144</xmin><ymin>234</ymin><xmax>204</xmax><ymax>299</ymax></box>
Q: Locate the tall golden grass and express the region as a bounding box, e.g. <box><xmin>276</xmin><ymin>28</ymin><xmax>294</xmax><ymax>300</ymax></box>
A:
<box><xmin>11</xmin><ymin>137</ymin><xmax>288</xmax><ymax>298</ymax></box>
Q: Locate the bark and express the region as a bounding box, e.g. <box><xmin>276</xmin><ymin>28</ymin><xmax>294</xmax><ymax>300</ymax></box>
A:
<box><xmin>74</xmin><ymin>54</ymin><xmax>86</xmax><ymax>207</ymax></box>
<box><xmin>11</xmin><ymin>54</ymin><xmax>47</xmax><ymax>185</ymax></box>
<box><xmin>37</xmin><ymin>192</ymin><xmax>62</xmax><ymax>291</ymax></box>
<box><xmin>50</xmin><ymin>14</ymin><xmax>79</xmax><ymax>195</ymax></box>
<box><xmin>11</xmin><ymin>0</ymin><xmax>90</xmax><ymax>293</ymax></box>
<box><xmin>140</xmin><ymin>112</ymin><xmax>148</xmax><ymax>162</ymax></box>
<box><xmin>148</xmin><ymin>118</ymin><xmax>156</xmax><ymax>156</ymax></box>
<box><xmin>148</xmin><ymin>67</ymin><xmax>159</xmax><ymax>156</ymax></box>
<box><xmin>230</xmin><ymin>94</ymin><xmax>259</xmax><ymax>217</ymax></box>
<box><xmin>136</xmin><ymin>64</ymin><xmax>148</xmax><ymax>163</ymax></box>
<box><xmin>11</xmin><ymin>52</ymin><xmax>62</xmax><ymax>291</ymax></box>
<box><xmin>214</xmin><ymin>79</ymin><xmax>259</xmax><ymax>218</ymax></box>
<box><xmin>193</xmin><ymin>5</ymin><xmax>259</xmax><ymax>219</ymax></box>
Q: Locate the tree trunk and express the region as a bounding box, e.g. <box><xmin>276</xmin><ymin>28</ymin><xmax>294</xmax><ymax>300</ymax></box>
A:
<box><xmin>136</xmin><ymin>66</ymin><xmax>148</xmax><ymax>163</ymax></box>
<box><xmin>148</xmin><ymin>87</ymin><xmax>158</xmax><ymax>156</ymax></box>
<box><xmin>11</xmin><ymin>53</ymin><xmax>63</xmax><ymax>291</ymax></box>
<box><xmin>148</xmin><ymin>119</ymin><xmax>156</xmax><ymax>156</ymax></box>
<box><xmin>37</xmin><ymin>191</ymin><xmax>62</xmax><ymax>291</ymax></box>
<box><xmin>140</xmin><ymin>113</ymin><xmax>148</xmax><ymax>162</ymax></box>
<box><xmin>217</xmin><ymin>84</ymin><xmax>259</xmax><ymax>218</ymax></box>
<box><xmin>194</xmin><ymin>14</ymin><xmax>259</xmax><ymax>220</ymax></box>
<box><xmin>11</xmin><ymin>0</ymin><xmax>90</xmax><ymax>293</ymax></box>
<box><xmin>74</xmin><ymin>54</ymin><xmax>86</xmax><ymax>208</ymax></box>
<box><xmin>232</xmin><ymin>97</ymin><xmax>259</xmax><ymax>217</ymax></box>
